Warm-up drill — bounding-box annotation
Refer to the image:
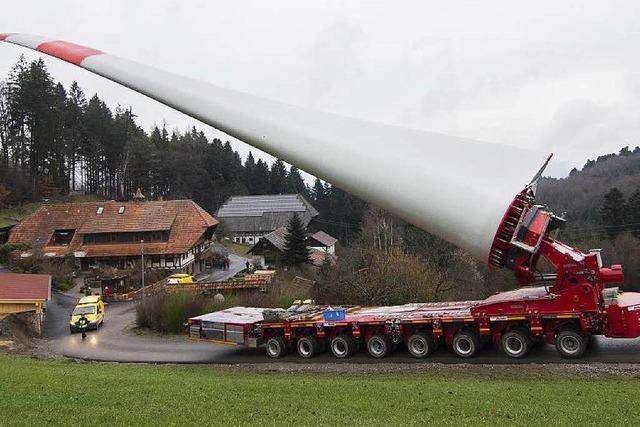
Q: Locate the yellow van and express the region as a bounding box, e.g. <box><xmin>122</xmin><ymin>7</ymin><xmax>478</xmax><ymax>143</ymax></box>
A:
<box><xmin>167</xmin><ymin>273</ymin><xmax>195</xmax><ymax>285</ymax></box>
<box><xmin>69</xmin><ymin>295</ymin><xmax>105</xmax><ymax>333</ymax></box>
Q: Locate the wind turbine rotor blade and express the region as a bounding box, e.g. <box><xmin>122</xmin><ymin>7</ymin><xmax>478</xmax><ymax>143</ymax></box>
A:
<box><xmin>0</xmin><ymin>33</ymin><xmax>550</xmax><ymax>264</ymax></box>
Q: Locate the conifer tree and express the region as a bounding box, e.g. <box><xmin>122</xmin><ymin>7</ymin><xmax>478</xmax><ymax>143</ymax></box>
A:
<box><xmin>626</xmin><ymin>188</ymin><xmax>640</xmax><ymax>238</ymax></box>
<box><xmin>252</xmin><ymin>159</ymin><xmax>271</xmax><ymax>194</ymax></box>
<box><xmin>64</xmin><ymin>82</ymin><xmax>86</xmax><ymax>191</ymax></box>
<box><xmin>312</xmin><ymin>178</ymin><xmax>329</xmax><ymax>215</ymax></box>
<box><xmin>244</xmin><ymin>151</ymin><xmax>256</xmax><ymax>192</ymax></box>
<box><xmin>283</xmin><ymin>212</ymin><xmax>311</xmax><ymax>266</ymax></box>
<box><xmin>286</xmin><ymin>166</ymin><xmax>308</xmax><ymax>197</ymax></box>
<box><xmin>601</xmin><ymin>187</ymin><xmax>627</xmax><ymax>238</ymax></box>
<box><xmin>269</xmin><ymin>159</ymin><xmax>288</xmax><ymax>194</ymax></box>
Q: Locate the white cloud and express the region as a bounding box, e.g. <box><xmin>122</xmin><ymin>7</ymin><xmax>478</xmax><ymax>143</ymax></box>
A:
<box><xmin>1</xmin><ymin>0</ymin><xmax>640</xmax><ymax>179</ymax></box>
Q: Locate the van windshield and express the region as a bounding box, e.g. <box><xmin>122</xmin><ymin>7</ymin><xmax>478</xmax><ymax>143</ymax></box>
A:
<box><xmin>73</xmin><ymin>305</ymin><xmax>96</xmax><ymax>315</ymax></box>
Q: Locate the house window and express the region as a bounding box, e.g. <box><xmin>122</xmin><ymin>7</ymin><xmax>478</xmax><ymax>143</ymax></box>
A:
<box><xmin>96</xmin><ymin>207</ymin><xmax>104</xmax><ymax>215</ymax></box>
<box><xmin>50</xmin><ymin>229</ymin><xmax>75</xmax><ymax>246</ymax></box>
<box><xmin>118</xmin><ymin>206</ymin><xmax>125</xmax><ymax>214</ymax></box>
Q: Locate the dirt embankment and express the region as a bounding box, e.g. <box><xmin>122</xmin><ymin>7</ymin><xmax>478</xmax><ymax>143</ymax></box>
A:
<box><xmin>0</xmin><ymin>313</ymin><xmax>45</xmax><ymax>355</ymax></box>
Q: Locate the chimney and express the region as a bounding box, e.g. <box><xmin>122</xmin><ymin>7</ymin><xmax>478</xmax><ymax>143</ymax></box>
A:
<box><xmin>133</xmin><ymin>187</ymin><xmax>146</xmax><ymax>202</ymax></box>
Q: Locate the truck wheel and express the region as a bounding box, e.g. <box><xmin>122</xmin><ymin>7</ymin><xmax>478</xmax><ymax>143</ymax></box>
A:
<box><xmin>501</xmin><ymin>329</ymin><xmax>532</xmax><ymax>359</ymax></box>
<box><xmin>266</xmin><ymin>337</ymin><xmax>287</xmax><ymax>359</ymax></box>
<box><xmin>367</xmin><ymin>334</ymin><xmax>392</xmax><ymax>358</ymax></box>
<box><xmin>555</xmin><ymin>329</ymin><xmax>587</xmax><ymax>359</ymax></box>
<box><xmin>330</xmin><ymin>335</ymin><xmax>354</xmax><ymax>359</ymax></box>
<box><xmin>452</xmin><ymin>330</ymin><xmax>480</xmax><ymax>358</ymax></box>
<box><xmin>407</xmin><ymin>332</ymin><xmax>435</xmax><ymax>358</ymax></box>
<box><xmin>296</xmin><ymin>336</ymin><xmax>320</xmax><ymax>359</ymax></box>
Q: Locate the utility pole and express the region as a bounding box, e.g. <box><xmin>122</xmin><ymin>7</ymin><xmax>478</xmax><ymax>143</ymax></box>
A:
<box><xmin>141</xmin><ymin>239</ymin><xmax>145</xmax><ymax>298</ymax></box>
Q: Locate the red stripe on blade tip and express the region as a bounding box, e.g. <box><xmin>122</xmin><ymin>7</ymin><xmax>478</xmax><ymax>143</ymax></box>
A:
<box><xmin>37</xmin><ymin>40</ymin><xmax>102</xmax><ymax>66</ymax></box>
<box><xmin>0</xmin><ymin>33</ymin><xmax>12</xmax><ymax>41</ymax></box>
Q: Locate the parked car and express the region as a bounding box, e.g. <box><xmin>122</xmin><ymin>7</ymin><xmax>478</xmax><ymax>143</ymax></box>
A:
<box><xmin>167</xmin><ymin>273</ymin><xmax>196</xmax><ymax>285</ymax></box>
<box><xmin>69</xmin><ymin>295</ymin><xmax>105</xmax><ymax>333</ymax></box>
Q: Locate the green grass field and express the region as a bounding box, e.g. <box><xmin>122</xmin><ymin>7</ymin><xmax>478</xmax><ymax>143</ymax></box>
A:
<box><xmin>0</xmin><ymin>355</ymin><xmax>638</xmax><ymax>426</ymax></box>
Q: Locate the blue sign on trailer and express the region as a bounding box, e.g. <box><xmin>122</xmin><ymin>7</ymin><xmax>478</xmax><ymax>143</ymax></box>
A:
<box><xmin>322</xmin><ymin>308</ymin><xmax>346</xmax><ymax>322</ymax></box>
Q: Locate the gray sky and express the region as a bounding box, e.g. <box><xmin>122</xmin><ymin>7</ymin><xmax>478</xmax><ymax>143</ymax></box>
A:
<box><xmin>2</xmin><ymin>0</ymin><xmax>640</xmax><ymax>178</ymax></box>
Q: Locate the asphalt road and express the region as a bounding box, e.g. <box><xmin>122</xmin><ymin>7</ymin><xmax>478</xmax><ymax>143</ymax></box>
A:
<box><xmin>195</xmin><ymin>253</ymin><xmax>250</xmax><ymax>283</ymax></box>
<box><xmin>43</xmin><ymin>291</ymin><xmax>640</xmax><ymax>364</ymax></box>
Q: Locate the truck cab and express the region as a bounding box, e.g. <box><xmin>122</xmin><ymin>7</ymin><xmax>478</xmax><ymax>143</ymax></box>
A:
<box><xmin>70</xmin><ymin>295</ymin><xmax>105</xmax><ymax>333</ymax></box>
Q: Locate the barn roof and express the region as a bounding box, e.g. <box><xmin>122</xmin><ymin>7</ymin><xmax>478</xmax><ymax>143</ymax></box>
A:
<box><xmin>8</xmin><ymin>200</ymin><xmax>218</xmax><ymax>257</ymax></box>
<box><xmin>0</xmin><ymin>273</ymin><xmax>51</xmax><ymax>301</ymax></box>
<box><xmin>309</xmin><ymin>231</ymin><xmax>338</xmax><ymax>247</ymax></box>
<box><xmin>216</xmin><ymin>194</ymin><xmax>318</xmax><ymax>233</ymax></box>
<box><xmin>261</xmin><ymin>227</ymin><xmax>288</xmax><ymax>252</ymax></box>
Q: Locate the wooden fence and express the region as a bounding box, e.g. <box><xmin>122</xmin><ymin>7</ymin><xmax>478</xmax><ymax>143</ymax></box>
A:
<box><xmin>108</xmin><ymin>277</ymin><xmax>268</xmax><ymax>301</ymax></box>
<box><xmin>164</xmin><ymin>279</ymin><xmax>268</xmax><ymax>294</ymax></box>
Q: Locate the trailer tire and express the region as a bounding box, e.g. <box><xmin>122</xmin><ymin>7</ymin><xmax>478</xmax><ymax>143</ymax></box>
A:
<box><xmin>330</xmin><ymin>335</ymin><xmax>354</xmax><ymax>359</ymax></box>
<box><xmin>555</xmin><ymin>329</ymin><xmax>587</xmax><ymax>359</ymax></box>
<box><xmin>501</xmin><ymin>329</ymin><xmax>532</xmax><ymax>359</ymax></box>
<box><xmin>296</xmin><ymin>336</ymin><xmax>320</xmax><ymax>359</ymax></box>
<box><xmin>407</xmin><ymin>332</ymin><xmax>435</xmax><ymax>358</ymax></box>
<box><xmin>367</xmin><ymin>334</ymin><xmax>392</xmax><ymax>358</ymax></box>
<box><xmin>265</xmin><ymin>336</ymin><xmax>287</xmax><ymax>359</ymax></box>
<box><xmin>452</xmin><ymin>330</ymin><xmax>480</xmax><ymax>358</ymax></box>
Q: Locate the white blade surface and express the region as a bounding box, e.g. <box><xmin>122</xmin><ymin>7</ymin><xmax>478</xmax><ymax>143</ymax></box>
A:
<box><xmin>0</xmin><ymin>34</ymin><xmax>550</xmax><ymax>263</ymax></box>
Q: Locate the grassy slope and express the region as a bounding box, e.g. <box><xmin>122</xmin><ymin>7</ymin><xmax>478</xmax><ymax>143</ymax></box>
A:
<box><xmin>0</xmin><ymin>355</ymin><xmax>638</xmax><ymax>426</ymax></box>
<box><xmin>219</xmin><ymin>239</ymin><xmax>250</xmax><ymax>256</ymax></box>
<box><xmin>0</xmin><ymin>202</ymin><xmax>42</xmax><ymax>228</ymax></box>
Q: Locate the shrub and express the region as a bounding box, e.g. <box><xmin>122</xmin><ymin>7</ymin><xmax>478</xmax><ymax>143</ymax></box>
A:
<box><xmin>135</xmin><ymin>272</ymin><xmax>315</xmax><ymax>333</ymax></box>
<box><xmin>0</xmin><ymin>243</ymin><xmax>30</xmax><ymax>265</ymax></box>
<box><xmin>53</xmin><ymin>277</ymin><xmax>73</xmax><ymax>292</ymax></box>
<box><xmin>136</xmin><ymin>292</ymin><xmax>227</xmax><ymax>333</ymax></box>
<box><xmin>39</xmin><ymin>259</ymin><xmax>75</xmax><ymax>292</ymax></box>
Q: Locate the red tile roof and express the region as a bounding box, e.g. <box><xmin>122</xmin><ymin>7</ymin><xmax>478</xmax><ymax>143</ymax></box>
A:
<box><xmin>77</xmin><ymin>203</ymin><xmax>177</xmax><ymax>233</ymax></box>
<box><xmin>309</xmin><ymin>248</ymin><xmax>337</xmax><ymax>267</ymax></box>
<box><xmin>0</xmin><ymin>273</ymin><xmax>51</xmax><ymax>301</ymax></box>
<box><xmin>8</xmin><ymin>200</ymin><xmax>218</xmax><ymax>258</ymax></box>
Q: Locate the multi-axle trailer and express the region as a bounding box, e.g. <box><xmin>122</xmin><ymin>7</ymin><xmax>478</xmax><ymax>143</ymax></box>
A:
<box><xmin>188</xmin><ymin>190</ymin><xmax>640</xmax><ymax>360</ymax></box>
<box><xmin>187</xmin><ymin>284</ymin><xmax>640</xmax><ymax>360</ymax></box>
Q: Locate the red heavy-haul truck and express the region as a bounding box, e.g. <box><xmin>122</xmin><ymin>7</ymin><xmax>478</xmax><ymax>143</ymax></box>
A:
<box><xmin>187</xmin><ymin>188</ymin><xmax>640</xmax><ymax>360</ymax></box>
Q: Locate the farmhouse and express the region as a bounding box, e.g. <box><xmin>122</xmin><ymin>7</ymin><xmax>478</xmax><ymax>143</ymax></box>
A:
<box><xmin>7</xmin><ymin>199</ymin><xmax>218</xmax><ymax>274</ymax></box>
<box><xmin>216</xmin><ymin>194</ymin><xmax>318</xmax><ymax>245</ymax></box>
<box><xmin>248</xmin><ymin>227</ymin><xmax>338</xmax><ymax>268</ymax></box>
